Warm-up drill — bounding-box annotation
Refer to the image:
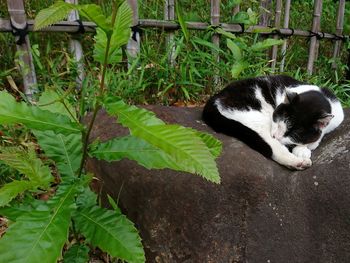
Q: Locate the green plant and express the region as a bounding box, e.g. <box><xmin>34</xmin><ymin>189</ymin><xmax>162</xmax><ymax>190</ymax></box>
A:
<box><xmin>0</xmin><ymin>1</ymin><xmax>222</xmax><ymax>262</ymax></box>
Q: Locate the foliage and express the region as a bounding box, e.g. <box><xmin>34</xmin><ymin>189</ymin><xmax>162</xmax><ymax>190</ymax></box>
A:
<box><xmin>0</xmin><ymin>1</ymin><xmax>222</xmax><ymax>263</ymax></box>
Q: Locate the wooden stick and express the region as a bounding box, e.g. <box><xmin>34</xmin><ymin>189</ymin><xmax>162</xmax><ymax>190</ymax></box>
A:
<box><xmin>280</xmin><ymin>0</ymin><xmax>291</xmax><ymax>72</ymax></box>
<box><xmin>332</xmin><ymin>0</ymin><xmax>345</xmax><ymax>69</ymax></box>
<box><xmin>164</xmin><ymin>0</ymin><xmax>175</xmax><ymax>66</ymax></box>
<box><xmin>7</xmin><ymin>0</ymin><xmax>37</xmax><ymax>102</ymax></box>
<box><xmin>0</xmin><ymin>18</ymin><xmax>346</xmax><ymax>41</ymax></box>
<box><xmin>233</xmin><ymin>4</ymin><xmax>240</xmax><ymax>15</ymax></box>
<box><xmin>66</xmin><ymin>0</ymin><xmax>85</xmax><ymax>90</ymax></box>
<box><xmin>307</xmin><ymin>0</ymin><xmax>323</xmax><ymax>75</ymax></box>
<box><xmin>259</xmin><ymin>0</ymin><xmax>272</xmax><ymax>27</ymax></box>
<box><xmin>271</xmin><ymin>0</ymin><xmax>282</xmax><ymax>71</ymax></box>
<box><xmin>127</xmin><ymin>0</ymin><xmax>140</xmax><ymax>65</ymax></box>
<box><xmin>211</xmin><ymin>0</ymin><xmax>220</xmax><ymax>85</ymax></box>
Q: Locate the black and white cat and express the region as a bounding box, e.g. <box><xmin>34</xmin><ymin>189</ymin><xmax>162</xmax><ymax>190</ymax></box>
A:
<box><xmin>202</xmin><ymin>75</ymin><xmax>344</xmax><ymax>170</ymax></box>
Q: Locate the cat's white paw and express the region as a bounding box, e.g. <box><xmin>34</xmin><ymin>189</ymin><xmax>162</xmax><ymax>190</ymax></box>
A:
<box><xmin>292</xmin><ymin>146</ymin><xmax>311</xmax><ymax>159</ymax></box>
<box><xmin>294</xmin><ymin>158</ymin><xmax>312</xmax><ymax>170</ymax></box>
<box><xmin>286</xmin><ymin>157</ymin><xmax>312</xmax><ymax>170</ymax></box>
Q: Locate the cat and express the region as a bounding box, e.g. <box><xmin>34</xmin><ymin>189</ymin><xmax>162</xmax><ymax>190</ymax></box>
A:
<box><xmin>202</xmin><ymin>75</ymin><xmax>344</xmax><ymax>170</ymax></box>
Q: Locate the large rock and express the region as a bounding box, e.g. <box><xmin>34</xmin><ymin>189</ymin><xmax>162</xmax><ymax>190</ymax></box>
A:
<box><xmin>87</xmin><ymin>107</ymin><xmax>350</xmax><ymax>263</ymax></box>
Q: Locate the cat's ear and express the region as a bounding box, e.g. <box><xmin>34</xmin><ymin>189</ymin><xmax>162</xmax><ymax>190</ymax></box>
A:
<box><xmin>285</xmin><ymin>92</ymin><xmax>299</xmax><ymax>104</ymax></box>
<box><xmin>315</xmin><ymin>113</ymin><xmax>334</xmax><ymax>129</ymax></box>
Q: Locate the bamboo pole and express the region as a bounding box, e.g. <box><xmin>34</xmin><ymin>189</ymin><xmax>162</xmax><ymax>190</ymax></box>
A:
<box><xmin>331</xmin><ymin>0</ymin><xmax>345</xmax><ymax>69</ymax></box>
<box><xmin>233</xmin><ymin>4</ymin><xmax>240</xmax><ymax>15</ymax></box>
<box><xmin>307</xmin><ymin>0</ymin><xmax>323</xmax><ymax>75</ymax></box>
<box><xmin>7</xmin><ymin>0</ymin><xmax>37</xmax><ymax>102</ymax></box>
<box><xmin>0</xmin><ymin>19</ymin><xmax>347</xmax><ymax>41</ymax></box>
<box><xmin>259</xmin><ymin>0</ymin><xmax>272</xmax><ymax>27</ymax></box>
<box><xmin>280</xmin><ymin>0</ymin><xmax>291</xmax><ymax>72</ymax></box>
<box><xmin>127</xmin><ymin>0</ymin><xmax>140</xmax><ymax>64</ymax></box>
<box><xmin>164</xmin><ymin>0</ymin><xmax>175</xmax><ymax>66</ymax></box>
<box><xmin>211</xmin><ymin>0</ymin><xmax>220</xmax><ymax>85</ymax></box>
<box><xmin>66</xmin><ymin>0</ymin><xmax>85</xmax><ymax>90</ymax></box>
<box><xmin>271</xmin><ymin>0</ymin><xmax>282</xmax><ymax>71</ymax></box>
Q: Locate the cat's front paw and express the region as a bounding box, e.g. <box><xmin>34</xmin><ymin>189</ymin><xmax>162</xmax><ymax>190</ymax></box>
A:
<box><xmin>295</xmin><ymin>158</ymin><xmax>312</xmax><ymax>170</ymax></box>
<box><xmin>292</xmin><ymin>146</ymin><xmax>311</xmax><ymax>159</ymax></box>
<box><xmin>285</xmin><ymin>157</ymin><xmax>312</xmax><ymax>170</ymax></box>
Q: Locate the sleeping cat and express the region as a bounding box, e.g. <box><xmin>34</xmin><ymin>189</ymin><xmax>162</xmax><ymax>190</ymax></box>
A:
<box><xmin>202</xmin><ymin>75</ymin><xmax>344</xmax><ymax>170</ymax></box>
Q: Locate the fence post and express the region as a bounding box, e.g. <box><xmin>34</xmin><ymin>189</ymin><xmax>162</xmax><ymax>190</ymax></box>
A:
<box><xmin>332</xmin><ymin>0</ymin><xmax>345</xmax><ymax>69</ymax></box>
<box><xmin>270</xmin><ymin>0</ymin><xmax>282</xmax><ymax>71</ymax></box>
<box><xmin>7</xmin><ymin>0</ymin><xmax>37</xmax><ymax>102</ymax></box>
<box><xmin>307</xmin><ymin>0</ymin><xmax>323</xmax><ymax>75</ymax></box>
<box><xmin>127</xmin><ymin>0</ymin><xmax>140</xmax><ymax>65</ymax></box>
<box><xmin>279</xmin><ymin>0</ymin><xmax>291</xmax><ymax>72</ymax></box>
<box><xmin>164</xmin><ymin>0</ymin><xmax>175</xmax><ymax>66</ymax></box>
<box><xmin>66</xmin><ymin>0</ymin><xmax>85</xmax><ymax>90</ymax></box>
<box><xmin>211</xmin><ymin>0</ymin><xmax>220</xmax><ymax>85</ymax></box>
<box><xmin>259</xmin><ymin>0</ymin><xmax>272</xmax><ymax>27</ymax></box>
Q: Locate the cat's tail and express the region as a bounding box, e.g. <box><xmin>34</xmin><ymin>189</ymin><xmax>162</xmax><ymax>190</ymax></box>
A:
<box><xmin>202</xmin><ymin>98</ymin><xmax>273</xmax><ymax>158</ymax></box>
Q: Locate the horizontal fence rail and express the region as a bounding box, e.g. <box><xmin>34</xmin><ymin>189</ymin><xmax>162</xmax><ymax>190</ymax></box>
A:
<box><xmin>0</xmin><ymin>18</ymin><xmax>348</xmax><ymax>41</ymax></box>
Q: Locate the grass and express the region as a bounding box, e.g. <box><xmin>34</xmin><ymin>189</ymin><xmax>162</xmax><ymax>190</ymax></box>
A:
<box><xmin>0</xmin><ymin>0</ymin><xmax>349</xmax><ymax>106</ymax></box>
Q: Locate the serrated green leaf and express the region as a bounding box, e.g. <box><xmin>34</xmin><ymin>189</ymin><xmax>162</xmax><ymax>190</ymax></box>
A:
<box><xmin>227</xmin><ymin>39</ymin><xmax>242</xmax><ymax>61</ymax></box>
<box><xmin>34</xmin><ymin>131</ymin><xmax>82</xmax><ymax>179</ymax></box>
<box><xmin>38</xmin><ymin>89</ymin><xmax>76</xmax><ymax>121</ymax></box>
<box><xmin>194</xmin><ymin>131</ymin><xmax>222</xmax><ymax>158</ymax></box>
<box><xmin>73</xmin><ymin>205</ymin><xmax>145</xmax><ymax>263</ymax></box>
<box><xmin>34</xmin><ymin>1</ymin><xmax>75</xmax><ymax>30</ymax></box>
<box><xmin>0</xmin><ymin>180</ymin><xmax>33</xmax><ymax>207</ymax></box>
<box><xmin>63</xmin><ymin>244</ymin><xmax>90</xmax><ymax>263</ymax></box>
<box><xmin>0</xmin><ymin>91</ymin><xmax>82</xmax><ymax>135</ymax></box>
<box><xmin>90</xmin><ymin>135</ymin><xmax>181</xmax><ymax>170</ymax></box>
<box><xmin>0</xmin><ymin>147</ymin><xmax>52</xmax><ymax>188</ymax></box>
<box><xmin>35</xmin><ymin>90</ymin><xmax>82</xmax><ymax>179</ymax></box>
<box><xmin>77</xmin><ymin>4</ymin><xmax>112</xmax><ymax>33</ymax></box>
<box><xmin>0</xmin><ymin>181</ymin><xmax>79</xmax><ymax>263</ymax></box>
<box><xmin>93</xmin><ymin>28</ymin><xmax>122</xmax><ymax>64</ymax></box>
<box><xmin>251</xmin><ymin>38</ymin><xmax>284</xmax><ymax>51</ymax></box>
<box><xmin>103</xmin><ymin>99</ymin><xmax>220</xmax><ymax>183</ymax></box>
<box><xmin>93</xmin><ymin>1</ymin><xmax>132</xmax><ymax>64</ymax></box>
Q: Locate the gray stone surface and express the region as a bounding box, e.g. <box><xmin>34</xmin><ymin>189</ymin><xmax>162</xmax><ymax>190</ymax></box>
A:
<box><xmin>87</xmin><ymin>107</ymin><xmax>350</xmax><ymax>263</ymax></box>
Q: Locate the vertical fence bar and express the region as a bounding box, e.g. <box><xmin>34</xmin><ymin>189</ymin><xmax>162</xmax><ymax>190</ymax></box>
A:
<box><xmin>307</xmin><ymin>0</ymin><xmax>323</xmax><ymax>75</ymax></box>
<box><xmin>7</xmin><ymin>0</ymin><xmax>37</xmax><ymax>101</ymax></box>
<box><xmin>279</xmin><ymin>0</ymin><xmax>291</xmax><ymax>72</ymax></box>
<box><xmin>164</xmin><ymin>0</ymin><xmax>175</xmax><ymax>65</ymax></box>
<box><xmin>127</xmin><ymin>0</ymin><xmax>140</xmax><ymax>65</ymax></box>
<box><xmin>270</xmin><ymin>0</ymin><xmax>282</xmax><ymax>71</ymax></box>
<box><xmin>211</xmin><ymin>0</ymin><xmax>220</xmax><ymax>85</ymax></box>
<box><xmin>66</xmin><ymin>0</ymin><xmax>85</xmax><ymax>90</ymax></box>
<box><xmin>259</xmin><ymin>0</ymin><xmax>272</xmax><ymax>27</ymax></box>
<box><xmin>233</xmin><ymin>4</ymin><xmax>240</xmax><ymax>15</ymax></box>
<box><xmin>332</xmin><ymin>0</ymin><xmax>345</xmax><ymax>69</ymax></box>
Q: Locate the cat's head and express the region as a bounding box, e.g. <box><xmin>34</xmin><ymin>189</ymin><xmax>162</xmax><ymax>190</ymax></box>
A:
<box><xmin>271</xmin><ymin>91</ymin><xmax>333</xmax><ymax>145</ymax></box>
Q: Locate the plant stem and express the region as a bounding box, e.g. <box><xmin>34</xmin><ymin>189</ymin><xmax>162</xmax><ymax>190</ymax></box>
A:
<box><xmin>77</xmin><ymin>2</ymin><xmax>119</xmax><ymax>177</ymax></box>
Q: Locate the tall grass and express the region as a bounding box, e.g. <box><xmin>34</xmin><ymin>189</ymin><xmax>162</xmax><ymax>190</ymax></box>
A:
<box><xmin>0</xmin><ymin>0</ymin><xmax>349</xmax><ymax>105</ymax></box>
